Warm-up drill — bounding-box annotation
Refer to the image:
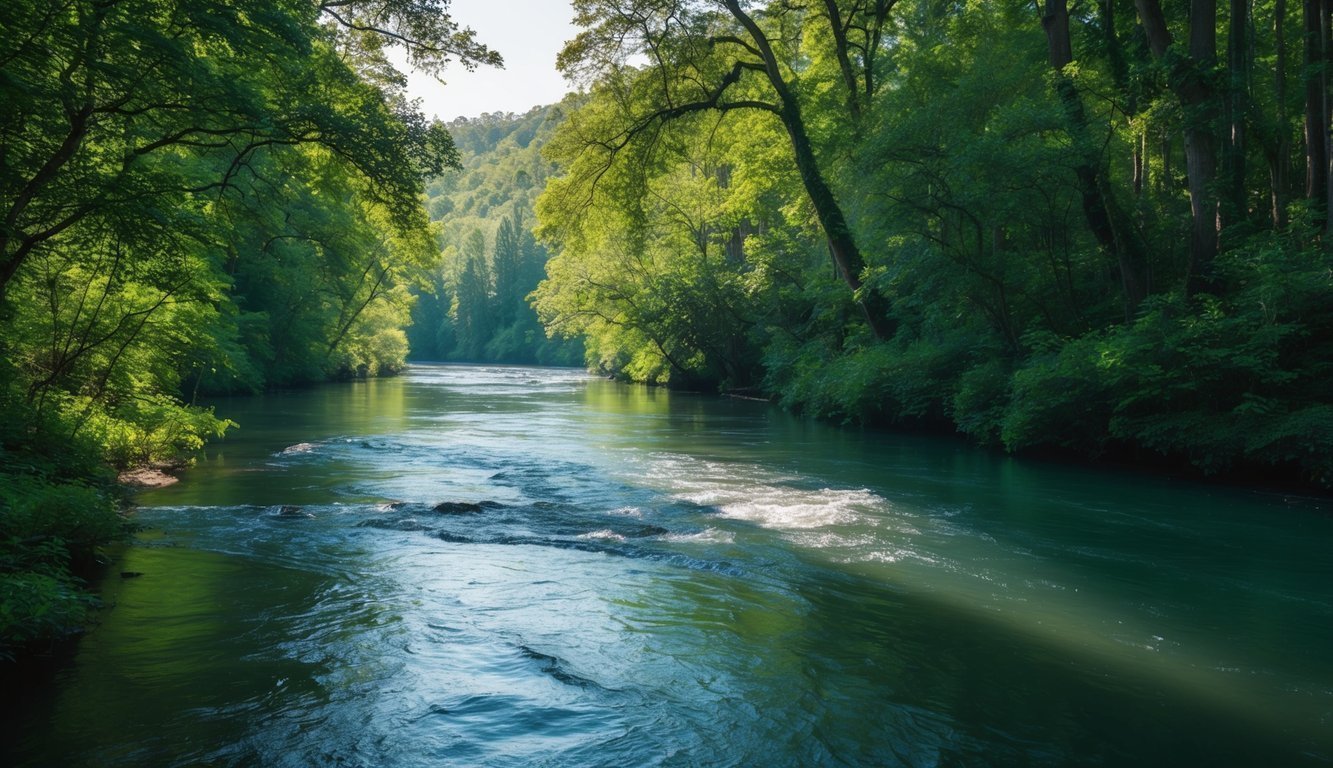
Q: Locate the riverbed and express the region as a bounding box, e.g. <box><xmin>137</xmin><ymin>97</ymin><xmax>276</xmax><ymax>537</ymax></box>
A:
<box><xmin>6</xmin><ymin>364</ymin><xmax>1331</xmax><ymax>766</ymax></box>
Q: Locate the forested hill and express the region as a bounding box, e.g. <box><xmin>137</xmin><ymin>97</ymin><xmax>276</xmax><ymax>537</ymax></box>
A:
<box><xmin>406</xmin><ymin>104</ymin><xmax>583</xmax><ymax>365</ymax></box>
<box><xmin>530</xmin><ymin>0</ymin><xmax>1333</xmax><ymax>487</ymax></box>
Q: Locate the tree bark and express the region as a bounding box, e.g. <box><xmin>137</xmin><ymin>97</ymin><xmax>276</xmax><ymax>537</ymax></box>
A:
<box><xmin>1043</xmin><ymin>0</ymin><xmax>1148</xmax><ymax>310</ymax></box>
<box><xmin>1271</xmin><ymin>0</ymin><xmax>1291</xmax><ymax>228</ymax></box>
<box><xmin>1323</xmin><ymin>2</ymin><xmax>1333</xmax><ymax>230</ymax></box>
<box><xmin>723</xmin><ymin>0</ymin><xmax>895</xmax><ymax>338</ymax></box>
<box><xmin>1223</xmin><ymin>0</ymin><xmax>1250</xmax><ymax>223</ymax></box>
<box><xmin>1304</xmin><ymin>0</ymin><xmax>1328</xmax><ymax>225</ymax></box>
<box><xmin>821</xmin><ymin>0</ymin><xmax>863</xmax><ymax>122</ymax></box>
<box><xmin>1134</xmin><ymin>0</ymin><xmax>1220</xmax><ymax>294</ymax></box>
<box><xmin>1135</xmin><ymin>132</ymin><xmax>1146</xmax><ymax>197</ymax></box>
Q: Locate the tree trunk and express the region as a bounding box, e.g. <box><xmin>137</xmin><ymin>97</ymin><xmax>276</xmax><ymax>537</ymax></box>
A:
<box><xmin>723</xmin><ymin>0</ymin><xmax>895</xmax><ymax>339</ymax></box>
<box><xmin>782</xmin><ymin>101</ymin><xmax>894</xmax><ymax>338</ymax></box>
<box><xmin>821</xmin><ymin>0</ymin><xmax>862</xmax><ymax>122</ymax></box>
<box><xmin>1305</xmin><ymin>0</ymin><xmax>1328</xmax><ymax>225</ymax></box>
<box><xmin>1223</xmin><ymin>0</ymin><xmax>1250</xmax><ymax>223</ymax></box>
<box><xmin>1161</xmin><ymin>128</ymin><xmax>1173</xmax><ymax>193</ymax></box>
<box><xmin>1323</xmin><ymin>2</ymin><xmax>1333</xmax><ymax>230</ymax></box>
<box><xmin>1135</xmin><ymin>132</ymin><xmax>1146</xmax><ymax>197</ymax></box>
<box><xmin>1272</xmin><ymin>0</ymin><xmax>1291</xmax><ymax>228</ymax></box>
<box><xmin>1044</xmin><ymin>0</ymin><xmax>1147</xmax><ymax>310</ymax></box>
<box><xmin>1134</xmin><ymin>0</ymin><xmax>1220</xmax><ymax>294</ymax></box>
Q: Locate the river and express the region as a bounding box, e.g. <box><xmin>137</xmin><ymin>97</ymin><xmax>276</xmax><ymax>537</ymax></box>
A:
<box><xmin>5</xmin><ymin>364</ymin><xmax>1332</xmax><ymax>767</ymax></box>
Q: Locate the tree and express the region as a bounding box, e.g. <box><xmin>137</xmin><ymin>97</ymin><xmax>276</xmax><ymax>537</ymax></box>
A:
<box><xmin>450</xmin><ymin>230</ymin><xmax>492</xmax><ymax>360</ymax></box>
<box><xmin>1134</xmin><ymin>0</ymin><xmax>1223</xmax><ymax>292</ymax></box>
<box><xmin>410</xmin><ymin>105</ymin><xmax>582</xmax><ymax>366</ymax></box>
<box><xmin>0</xmin><ymin>0</ymin><xmax>502</xmax><ymax>654</ymax></box>
<box><xmin>493</xmin><ymin>214</ymin><xmax>523</xmax><ymax>327</ymax></box>
<box><xmin>531</xmin><ymin>0</ymin><xmax>1333</xmax><ymax>485</ymax></box>
<box><xmin>1041</xmin><ymin>0</ymin><xmax>1149</xmax><ymax>310</ymax></box>
<box><xmin>556</xmin><ymin>0</ymin><xmax>897</xmax><ymax>338</ymax></box>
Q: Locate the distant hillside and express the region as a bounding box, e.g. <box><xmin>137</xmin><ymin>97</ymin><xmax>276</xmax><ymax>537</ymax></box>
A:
<box><xmin>408</xmin><ymin>101</ymin><xmax>582</xmax><ymax>365</ymax></box>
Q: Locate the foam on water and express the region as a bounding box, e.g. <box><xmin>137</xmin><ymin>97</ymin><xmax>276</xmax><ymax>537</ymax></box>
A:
<box><xmin>12</xmin><ymin>364</ymin><xmax>1330</xmax><ymax>768</ymax></box>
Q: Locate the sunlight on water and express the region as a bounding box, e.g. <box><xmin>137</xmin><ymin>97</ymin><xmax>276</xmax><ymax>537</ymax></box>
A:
<box><xmin>7</xmin><ymin>364</ymin><xmax>1331</xmax><ymax>767</ymax></box>
<box><xmin>620</xmin><ymin>448</ymin><xmax>1333</xmax><ymax>755</ymax></box>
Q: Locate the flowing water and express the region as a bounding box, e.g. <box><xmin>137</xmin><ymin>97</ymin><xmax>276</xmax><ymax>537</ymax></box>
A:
<box><xmin>6</xmin><ymin>364</ymin><xmax>1332</xmax><ymax>767</ymax></box>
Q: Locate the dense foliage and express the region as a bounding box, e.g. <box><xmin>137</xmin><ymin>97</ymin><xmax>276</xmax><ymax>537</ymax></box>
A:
<box><xmin>5</xmin><ymin>0</ymin><xmax>1331</xmax><ymax>664</ymax></box>
<box><xmin>0</xmin><ymin>0</ymin><xmax>495</xmax><ymax>657</ymax></box>
<box><xmin>409</xmin><ymin>106</ymin><xmax>583</xmax><ymax>365</ymax></box>
<box><xmin>533</xmin><ymin>0</ymin><xmax>1333</xmax><ymax>485</ymax></box>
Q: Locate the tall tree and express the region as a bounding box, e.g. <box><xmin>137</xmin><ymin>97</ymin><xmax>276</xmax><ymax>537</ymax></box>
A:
<box><xmin>1224</xmin><ymin>0</ymin><xmax>1252</xmax><ymax>222</ymax></box>
<box><xmin>1042</xmin><ymin>0</ymin><xmax>1148</xmax><ymax>311</ymax></box>
<box><xmin>0</xmin><ymin>0</ymin><xmax>489</xmax><ymax>305</ymax></box>
<box><xmin>1270</xmin><ymin>0</ymin><xmax>1292</xmax><ymax>227</ymax></box>
<box><xmin>493</xmin><ymin>214</ymin><xmax>523</xmax><ymax>327</ymax></box>
<box><xmin>1303</xmin><ymin>0</ymin><xmax>1330</xmax><ymax>227</ymax></box>
<box><xmin>450</xmin><ymin>230</ymin><xmax>492</xmax><ymax>360</ymax></box>
<box><xmin>558</xmin><ymin>0</ymin><xmax>896</xmax><ymax>338</ymax></box>
<box><xmin>1135</xmin><ymin>0</ymin><xmax>1222</xmax><ymax>292</ymax></box>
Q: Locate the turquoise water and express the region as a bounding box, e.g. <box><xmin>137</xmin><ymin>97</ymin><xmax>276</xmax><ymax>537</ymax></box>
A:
<box><xmin>7</xmin><ymin>364</ymin><xmax>1332</xmax><ymax>766</ymax></box>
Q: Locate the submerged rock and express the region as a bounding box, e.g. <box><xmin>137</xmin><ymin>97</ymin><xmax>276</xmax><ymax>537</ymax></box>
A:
<box><xmin>357</xmin><ymin>517</ymin><xmax>430</xmax><ymax>532</ymax></box>
<box><xmin>432</xmin><ymin>500</ymin><xmax>506</xmax><ymax>515</ymax></box>
<box><xmin>274</xmin><ymin>505</ymin><xmax>315</xmax><ymax>519</ymax></box>
<box><xmin>279</xmin><ymin>443</ymin><xmax>317</xmax><ymax>455</ymax></box>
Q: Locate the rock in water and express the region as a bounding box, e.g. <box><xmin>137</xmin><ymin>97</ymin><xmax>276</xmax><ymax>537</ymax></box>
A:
<box><xmin>432</xmin><ymin>500</ymin><xmax>506</xmax><ymax>515</ymax></box>
<box><xmin>275</xmin><ymin>505</ymin><xmax>314</xmax><ymax>519</ymax></box>
<box><xmin>280</xmin><ymin>443</ymin><xmax>317</xmax><ymax>455</ymax></box>
<box><xmin>433</xmin><ymin>501</ymin><xmax>484</xmax><ymax>515</ymax></box>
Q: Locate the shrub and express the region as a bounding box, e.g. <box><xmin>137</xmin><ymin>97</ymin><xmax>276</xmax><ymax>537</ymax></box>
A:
<box><xmin>0</xmin><ymin>572</ymin><xmax>93</xmax><ymax>661</ymax></box>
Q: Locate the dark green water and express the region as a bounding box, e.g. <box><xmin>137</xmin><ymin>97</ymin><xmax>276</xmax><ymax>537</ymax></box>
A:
<box><xmin>6</xmin><ymin>364</ymin><xmax>1332</xmax><ymax>767</ymax></box>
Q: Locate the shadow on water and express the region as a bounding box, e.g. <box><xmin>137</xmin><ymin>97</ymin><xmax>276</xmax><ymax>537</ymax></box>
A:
<box><xmin>777</xmin><ymin>564</ymin><xmax>1331</xmax><ymax>768</ymax></box>
<box><xmin>4</xmin><ymin>541</ymin><xmax>347</xmax><ymax>767</ymax></box>
<box><xmin>4</xmin><ymin>364</ymin><xmax>1331</xmax><ymax>767</ymax></box>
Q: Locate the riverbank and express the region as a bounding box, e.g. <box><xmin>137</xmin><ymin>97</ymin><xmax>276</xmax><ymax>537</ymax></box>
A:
<box><xmin>7</xmin><ymin>364</ymin><xmax>1330</xmax><ymax>767</ymax></box>
<box><xmin>614</xmin><ymin>368</ymin><xmax>1333</xmax><ymax>496</ymax></box>
<box><xmin>0</xmin><ymin>470</ymin><xmax>129</xmax><ymax>663</ymax></box>
<box><xmin>116</xmin><ymin>466</ymin><xmax>180</xmax><ymax>489</ymax></box>
<box><xmin>0</xmin><ymin>360</ymin><xmax>406</xmax><ymax>665</ymax></box>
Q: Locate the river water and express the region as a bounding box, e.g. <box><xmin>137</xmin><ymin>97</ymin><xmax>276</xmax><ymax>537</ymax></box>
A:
<box><xmin>6</xmin><ymin>364</ymin><xmax>1332</xmax><ymax>767</ymax></box>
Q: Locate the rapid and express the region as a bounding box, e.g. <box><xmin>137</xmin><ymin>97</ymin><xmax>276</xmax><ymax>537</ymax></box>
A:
<box><xmin>6</xmin><ymin>364</ymin><xmax>1331</xmax><ymax>767</ymax></box>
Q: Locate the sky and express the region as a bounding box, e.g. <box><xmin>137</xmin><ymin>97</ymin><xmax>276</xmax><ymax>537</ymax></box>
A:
<box><xmin>400</xmin><ymin>1</ymin><xmax>582</xmax><ymax>122</ymax></box>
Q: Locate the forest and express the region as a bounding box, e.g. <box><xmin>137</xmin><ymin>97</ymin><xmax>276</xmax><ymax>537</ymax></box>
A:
<box><xmin>407</xmin><ymin>105</ymin><xmax>583</xmax><ymax>365</ymax></box>
<box><xmin>530</xmin><ymin>0</ymin><xmax>1333</xmax><ymax>487</ymax></box>
<box><xmin>3</xmin><ymin>0</ymin><xmax>1333</xmax><ymax>659</ymax></box>
<box><xmin>0</xmin><ymin>0</ymin><xmax>496</xmax><ymax>659</ymax></box>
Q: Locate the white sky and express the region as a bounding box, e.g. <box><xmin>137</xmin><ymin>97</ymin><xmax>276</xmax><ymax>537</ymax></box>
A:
<box><xmin>402</xmin><ymin>1</ymin><xmax>582</xmax><ymax>122</ymax></box>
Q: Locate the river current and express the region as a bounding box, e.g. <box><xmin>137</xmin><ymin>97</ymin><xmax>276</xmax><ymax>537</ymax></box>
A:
<box><xmin>6</xmin><ymin>364</ymin><xmax>1332</xmax><ymax>766</ymax></box>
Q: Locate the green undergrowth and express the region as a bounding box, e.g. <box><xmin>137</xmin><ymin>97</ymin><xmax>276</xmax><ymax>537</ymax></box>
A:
<box><xmin>764</xmin><ymin>236</ymin><xmax>1333</xmax><ymax>487</ymax></box>
<box><xmin>0</xmin><ymin>376</ymin><xmax>135</xmax><ymax>662</ymax></box>
<box><xmin>0</xmin><ymin>476</ymin><xmax>128</xmax><ymax>662</ymax></box>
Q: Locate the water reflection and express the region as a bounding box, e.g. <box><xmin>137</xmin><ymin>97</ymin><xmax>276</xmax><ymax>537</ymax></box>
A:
<box><xmin>6</xmin><ymin>364</ymin><xmax>1331</xmax><ymax>767</ymax></box>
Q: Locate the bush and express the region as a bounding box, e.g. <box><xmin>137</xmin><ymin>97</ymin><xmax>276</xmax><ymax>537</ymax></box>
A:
<box><xmin>952</xmin><ymin>359</ymin><xmax>1012</xmax><ymax>446</ymax></box>
<box><xmin>0</xmin><ymin>473</ymin><xmax>127</xmax><ymax>661</ymax></box>
<box><xmin>0</xmin><ymin>476</ymin><xmax>126</xmax><ymax>564</ymax></box>
<box><xmin>997</xmin><ymin>231</ymin><xmax>1333</xmax><ymax>484</ymax></box>
<box><xmin>1001</xmin><ymin>332</ymin><xmax>1115</xmax><ymax>455</ymax></box>
<box><xmin>765</xmin><ymin>335</ymin><xmax>967</xmax><ymax>425</ymax></box>
<box><xmin>0</xmin><ymin>572</ymin><xmax>93</xmax><ymax>661</ymax></box>
<box><xmin>81</xmin><ymin>396</ymin><xmax>233</xmax><ymax>470</ymax></box>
